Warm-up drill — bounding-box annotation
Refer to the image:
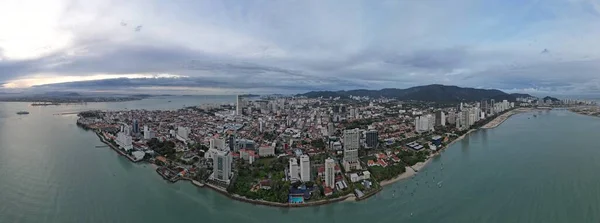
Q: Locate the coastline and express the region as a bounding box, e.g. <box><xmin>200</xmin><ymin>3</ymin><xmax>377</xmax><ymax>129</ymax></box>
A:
<box><xmin>481</xmin><ymin>108</ymin><xmax>530</xmax><ymax>129</ymax></box>
<box><xmin>82</xmin><ymin>108</ymin><xmax>519</xmax><ymax>208</ymax></box>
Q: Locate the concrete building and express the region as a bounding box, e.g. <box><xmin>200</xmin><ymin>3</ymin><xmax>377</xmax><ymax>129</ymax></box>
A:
<box><xmin>343</xmin><ymin>128</ymin><xmax>361</xmax><ymax>170</ymax></box>
<box><xmin>300</xmin><ymin>155</ymin><xmax>310</xmax><ymax>182</ymax></box>
<box><xmin>210</xmin><ymin>138</ymin><xmax>227</xmax><ymax>151</ymax></box>
<box><xmin>236</xmin><ymin>95</ymin><xmax>242</xmax><ymax>116</ymax></box>
<box><xmin>289</xmin><ymin>158</ymin><xmax>299</xmax><ymax>181</ymax></box>
<box><xmin>343</xmin><ymin>129</ymin><xmax>360</xmax><ymax>162</ymax></box>
<box><xmin>213</xmin><ymin>150</ymin><xmax>232</xmax><ymax>184</ymax></box>
<box><xmin>116</xmin><ymin>124</ymin><xmax>133</xmax><ymax>151</ymax></box>
<box><xmin>435</xmin><ymin>110</ymin><xmax>446</xmax><ymax>126</ymax></box>
<box><xmin>327</xmin><ymin>122</ymin><xmax>335</xmax><ymax>136</ymax></box>
<box><xmin>258</xmin><ymin>145</ymin><xmax>275</xmax><ymax>157</ymax></box>
<box><xmin>143</xmin><ymin>125</ymin><xmax>152</xmax><ymax>140</ymax></box>
<box><xmin>177</xmin><ymin>126</ymin><xmax>190</xmax><ymax>141</ymax></box>
<box><xmin>415</xmin><ymin>115</ymin><xmax>435</xmax><ymax>133</ymax></box>
<box><xmin>325</xmin><ymin>158</ymin><xmax>335</xmax><ymax>188</ymax></box>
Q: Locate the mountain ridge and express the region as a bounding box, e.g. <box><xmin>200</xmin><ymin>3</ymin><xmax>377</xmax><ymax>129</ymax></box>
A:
<box><xmin>297</xmin><ymin>84</ymin><xmax>533</xmax><ymax>102</ymax></box>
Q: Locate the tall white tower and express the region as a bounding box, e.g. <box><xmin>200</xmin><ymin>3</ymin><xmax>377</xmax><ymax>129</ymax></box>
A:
<box><xmin>236</xmin><ymin>95</ymin><xmax>242</xmax><ymax>116</ymax></box>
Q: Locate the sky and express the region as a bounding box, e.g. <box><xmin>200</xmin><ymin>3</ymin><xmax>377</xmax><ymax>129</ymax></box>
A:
<box><xmin>1</xmin><ymin>0</ymin><xmax>600</xmax><ymax>95</ymax></box>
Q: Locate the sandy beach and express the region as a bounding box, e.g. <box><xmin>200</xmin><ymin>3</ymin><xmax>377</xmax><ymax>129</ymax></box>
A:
<box><xmin>481</xmin><ymin>108</ymin><xmax>530</xmax><ymax>129</ymax></box>
<box><xmin>379</xmin><ymin>157</ymin><xmax>433</xmax><ymax>187</ymax></box>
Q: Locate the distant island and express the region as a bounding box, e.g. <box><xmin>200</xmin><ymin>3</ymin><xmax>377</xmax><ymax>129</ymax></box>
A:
<box><xmin>297</xmin><ymin>84</ymin><xmax>534</xmax><ymax>102</ymax></box>
<box><xmin>0</xmin><ymin>92</ymin><xmax>152</xmax><ymax>103</ymax></box>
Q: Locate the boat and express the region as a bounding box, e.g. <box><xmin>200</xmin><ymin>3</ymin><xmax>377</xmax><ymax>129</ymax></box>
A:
<box><xmin>16</xmin><ymin>111</ymin><xmax>30</xmax><ymax>115</ymax></box>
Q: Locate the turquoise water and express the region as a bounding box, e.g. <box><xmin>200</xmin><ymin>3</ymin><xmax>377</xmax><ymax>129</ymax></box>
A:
<box><xmin>2</xmin><ymin>98</ymin><xmax>600</xmax><ymax>222</ymax></box>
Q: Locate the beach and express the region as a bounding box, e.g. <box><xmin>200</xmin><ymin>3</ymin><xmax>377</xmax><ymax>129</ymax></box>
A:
<box><xmin>481</xmin><ymin>108</ymin><xmax>530</xmax><ymax>129</ymax></box>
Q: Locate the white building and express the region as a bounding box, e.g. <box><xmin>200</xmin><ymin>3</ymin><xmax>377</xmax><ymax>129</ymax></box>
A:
<box><xmin>300</xmin><ymin>155</ymin><xmax>310</xmax><ymax>182</ymax></box>
<box><xmin>236</xmin><ymin>95</ymin><xmax>242</xmax><ymax>116</ymax></box>
<box><xmin>213</xmin><ymin>150</ymin><xmax>232</xmax><ymax>184</ymax></box>
<box><xmin>177</xmin><ymin>126</ymin><xmax>190</xmax><ymax>141</ymax></box>
<box><xmin>209</xmin><ymin>138</ymin><xmax>227</xmax><ymax>151</ymax></box>
<box><xmin>343</xmin><ymin>129</ymin><xmax>360</xmax><ymax>162</ymax></box>
<box><xmin>325</xmin><ymin>158</ymin><xmax>335</xmax><ymax>188</ymax></box>
<box><xmin>343</xmin><ymin>128</ymin><xmax>361</xmax><ymax>170</ymax></box>
<box><xmin>143</xmin><ymin>125</ymin><xmax>152</xmax><ymax>140</ymax></box>
<box><xmin>415</xmin><ymin>115</ymin><xmax>435</xmax><ymax>133</ymax></box>
<box><xmin>289</xmin><ymin>158</ymin><xmax>299</xmax><ymax>181</ymax></box>
<box><xmin>116</xmin><ymin>124</ymin><xmax>133</xmax><ymax>151</ymax></box>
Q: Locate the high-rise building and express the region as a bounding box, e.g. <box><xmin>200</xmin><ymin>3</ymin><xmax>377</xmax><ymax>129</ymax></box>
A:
<box><xmin>236</xmin><ymin>95</ymin><xmax>242</xmax><ymax>116</ymax></box>
<box><xmin>289</xmin><ymin>158</ymin><xmax>299</xmax><ymax>181</ymax></box>
<box><xmin>143</xmin><ymin>125</ymin><xmax>152</xmax><ymax>140</ymax></box>
<box><xmin>365</xmin><ymin>130</ymin><xmax>379</xmax><ymax>149</ymax></box>
<box><xmin>447</xmin><ymin>112</ymin><xmax>456</xmax><ymax>124</ymax></box>
<box><xmin>300</xmin><ymin>155</ymin><xmax>310</xmax><ymax>182</ymax></box>
<box><xmin>435</xmin><ymin>111</ymin><xmax>446</xmax><ymax>126</ymax></box>
<box><xmin>327</xmin><ymin>122</ymin><xmax>335</xmax><ymax>136</ymax></box>
<box><xmin>258</xmin><ymin>118</ymin><xmax>264</xmax><ymax>133</ymax></box>
<box><xmin>213</xmin><ymin>150</ymin><xmax>232</xmax><ymax>183</ymax></box>
<box><xmin>228</xmin><ymin>134</ymin><xmax>236</xmax><ymax>151</ymax></box>
<box><xmin>415</xmin><ymin>115</ymin><xmax>434</xmax><ymax>133</ymax></box>
<box><xmin>133</xmin><ymin>119</ymin><xmax>139</xmax><ymax>134</ymax></box>
<box><xmin>324</xmin><ymin>158</ymin><xmax>335</xmax><ymax>188</ymax></box>
<box><xmin>117</xmin><ymin>124</ymin><xmax>133</xmax><ymax>151</ymax></box>
<box><xmin>210</xmin><ymin>138</ymin><xmax>227</xmax><ymax>151</ymax></box>
<box><xmin>343</xmin><ymin>129</ymin><xmax>360</xmax><ymax>163</ymax></box>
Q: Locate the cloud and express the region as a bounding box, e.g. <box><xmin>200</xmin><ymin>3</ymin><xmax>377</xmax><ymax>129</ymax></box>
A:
<box><xmin>1</xmin><ymin>0</ymin><xmax>600</xmax><ymax>95</ymax></box>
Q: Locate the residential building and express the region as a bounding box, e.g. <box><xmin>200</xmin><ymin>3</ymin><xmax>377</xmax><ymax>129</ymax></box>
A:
<box><xmin>435</xmin><ymin>110</ymin><xmax>446</xmax><ymax>126</ymax></box>
<box><xmin>143</xmin><ymin>125</ymin><xmax>152</xmax><ymax>140</ymax></box>
<box><xmin>365</xmin><ymin>130</ymin><xmax>378</xmax><ymax>149</ymax></box>
<box><xmin>210</xmin><ymin>138</ymin><xmax>227</xmax><ymax>151</ymax></box>
<box><xmin>325</xmin><ymin>158</ymin><xmax>335</xmax><ymax>188</ymax></box>
<box><xmin>289</xmin><ymin>158</ymin><xmax>299</xmax><ymax>181</ymax></box>
<box><xmin>116</xmin><ymin>124</ymin><xmax>133</xmax><ymax>151</ymax></box>
<box><xmin>343</xmin><ymin>129</ymin><xmax>360</xmax><ymax>162</ymax></box>
<box><xmin>236</xmin><ymin>95</ymin><xmax>242</xmax><ymax>116</ymax></box>
<box><xmin>300</xmin><ymin>155</ymin><xmax>310</xmax><ymax>182</ymax></box>
<box><xmin>213</xmin><ymin>150</ymin><xmax>232</xmax><ymax>184</ymax></box>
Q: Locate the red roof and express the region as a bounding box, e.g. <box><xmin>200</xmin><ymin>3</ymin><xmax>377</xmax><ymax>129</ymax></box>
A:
<box><xmin>324</xmin><ymin>187</ymin><xmax>333</xmax><ymax>194</ymax></box>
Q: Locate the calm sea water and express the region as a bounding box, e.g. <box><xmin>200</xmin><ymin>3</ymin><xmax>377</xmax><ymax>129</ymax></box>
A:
<box><xmin>2</xmin><ymin>97</ymin><xmax>600</xmax><ymax>223</ymax></box>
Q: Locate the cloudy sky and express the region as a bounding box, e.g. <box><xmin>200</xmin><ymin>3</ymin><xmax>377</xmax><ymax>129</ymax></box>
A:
<box><xmin>1</xmin><ymin>0</ymin><xmax>600</xmax><ymax>95</ymax></box>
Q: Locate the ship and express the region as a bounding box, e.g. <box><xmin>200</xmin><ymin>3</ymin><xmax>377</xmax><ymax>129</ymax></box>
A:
<box><xmin>16</xmin><ymin>111</ymin><xmax>30</xmax><ymax>115</ymax></box>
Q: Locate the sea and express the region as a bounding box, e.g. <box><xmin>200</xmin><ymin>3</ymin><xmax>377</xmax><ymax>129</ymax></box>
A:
<box><xmin>2</xmin><ymin>96</ymin><xmax>600</xmax><ymax>223</ymax></box>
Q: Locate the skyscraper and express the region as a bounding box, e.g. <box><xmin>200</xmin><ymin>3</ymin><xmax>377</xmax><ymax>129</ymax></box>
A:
<box><xmin>236</xmin><ymin>95</ymin><xmax>242</xmax><ymax>116</ymax></box>
<box><xmin>327</xmin><ymin>122</ymin><xmax>335</xmax><ymax>136</ymax></box>
<box><xmin>435</xmin><ymin>111</ymin><xmax>446</xmax><ymax>126</ymax></box>
<box><xmin>213</xmin><ymin>150</ymin><xmax>232</xmax><ymax>183</ymax></box>
<box><xmin>325</xmin><ymin>158</ymin><xmax>335</xmax><ymax>188</ymax></box>
<box><xmin>133</xmin><ymin>119</ymin><xmax>139</xmax><ymax>134</ymax></box>
<box><xmin>365</xmin><ymin>130</ymin><xmax>378</xmax><ymax>149</ymax></box>
<box><xmin>343</xmin><ymin>129</ymin><xmax>360</xmax><ymax>162</ymax></box>
<box><xmin>210</xmin><ymin>138</ymin><xmax>226</xmax><ymax>151</ymax></box>
<box><xmin>300</xmin><ymin>155</ymin><xmax>310</xmax><ymax>182</ymax></box>
<box><xmin>143</xmin><ymin>125</ymin><xmax>151</xmax><ymax>140</ymax></box>
<box><xmin>289</xmin><ymin>158</ymin><xmax>299</xmax><ymax>181</ymax></box>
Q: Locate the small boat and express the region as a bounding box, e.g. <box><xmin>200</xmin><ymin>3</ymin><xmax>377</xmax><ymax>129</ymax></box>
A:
<box><xmin>16</xmin><ymin>111</ymin><xmax>29</xmax><ymax>115</ymax></box>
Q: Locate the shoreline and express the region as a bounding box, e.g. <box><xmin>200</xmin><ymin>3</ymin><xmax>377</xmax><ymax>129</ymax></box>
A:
<box><xmin>481</xmin><ymin>108</ymin><xmax>530</xmax><ymax>129</ymax></box>
<box><xmin>82</xmin><ymin>108</ymin><xmax>518</xmax><ymax>208</ymax></box>
<box><xmin>89</xmin><ymin>127</ymin><xmax>358</xmax><ymax>208</ymax></box>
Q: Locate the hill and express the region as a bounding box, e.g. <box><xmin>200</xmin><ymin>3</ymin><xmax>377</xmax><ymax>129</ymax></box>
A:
<box><xmin>542</xmin><ymin>96</ymin><xmax>560</xmax><ymax>102</ymax></box>
<box><xmin>297</xmin><ymin>84</ymin><xmax>533</xmax><ymax>102</ymax></box>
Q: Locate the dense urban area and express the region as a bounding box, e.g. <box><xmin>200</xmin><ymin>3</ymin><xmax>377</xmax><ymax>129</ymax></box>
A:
<box><xmin>76</xmin><ymin>95</ymin><xmax>596</xmax><ymax>206</ymax></box>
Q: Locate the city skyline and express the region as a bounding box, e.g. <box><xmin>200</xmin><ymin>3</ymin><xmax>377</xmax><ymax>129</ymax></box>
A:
<box><xmin>2</xmin><ymin>0</ymin><xmax>600</xmax><ymax>95</ymax></box>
